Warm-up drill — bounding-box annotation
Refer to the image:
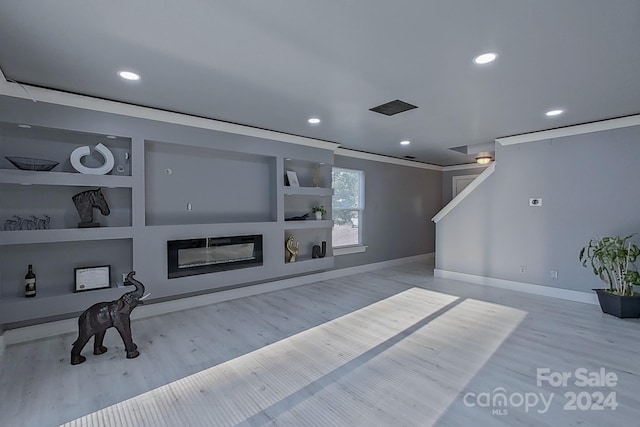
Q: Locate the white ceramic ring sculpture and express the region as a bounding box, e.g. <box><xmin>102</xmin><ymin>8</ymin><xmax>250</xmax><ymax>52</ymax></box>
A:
<box><xmin>70</xmin><ymin>143</ymin><xmax>115</xmax><ymax>175</ymax></box>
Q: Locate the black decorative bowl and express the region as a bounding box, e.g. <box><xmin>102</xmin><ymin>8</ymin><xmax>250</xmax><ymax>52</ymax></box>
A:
<box><xmin>5</xmin><ymin>156</ymin><xmax>59</xmax><ymax>171</ymax></box>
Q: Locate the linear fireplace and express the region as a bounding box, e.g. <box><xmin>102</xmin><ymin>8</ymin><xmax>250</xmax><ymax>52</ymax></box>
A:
<box><xmin>167</xmin><ymin>234</ymin><xmax>263</xmax><ymax>279</ymax></box>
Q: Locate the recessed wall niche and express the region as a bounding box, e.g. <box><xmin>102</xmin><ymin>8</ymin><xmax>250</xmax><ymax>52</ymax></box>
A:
<box><xmin>1</xmin><ymin>184</ymin><xmax>131</xmax><ymax>229</ymax></box>
<box><xmin>0</xmin><ymin>121</ymin><xmax>132</xmax><ymax>176</ymax></box>
<box><xmin>144</xmin><ymin>140</ymin><xmax>277</xmax><ymax>225</ymax></box>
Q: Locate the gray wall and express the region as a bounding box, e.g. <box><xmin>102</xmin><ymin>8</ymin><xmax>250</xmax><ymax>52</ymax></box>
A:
<box><xmin>1</xmin><ymin>94</ymin><xmax>443</xmax><ymax>327</ymax></box>
<box><xmin>334</xmin><ymin>155</ymin><xmax>442</xmax><ymax>269</ymax></box>
<box><xmin>442</xmin><ymin>165</ymin><xmax>488</xmax><ymax>205</ymax></box>
<box><xmin>436</xmin><ymin>125</ymin><xmax>640</xmax><ymax>292</ymax></box>
<box><xmin>0</xmin><ymin>95</ymin><xmax>336</xmax><ymax>325</ymax></box>
<box><xmin>145</xmin><ymin>141</ymin><xmax>276</xmax><ymax>225</ymax></box>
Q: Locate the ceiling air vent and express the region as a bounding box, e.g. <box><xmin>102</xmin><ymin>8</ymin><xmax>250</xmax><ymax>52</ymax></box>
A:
<box><xmin>369</xmin><ymin>99</ymin><xmax>418</xmax><ymax>116</ymax></box>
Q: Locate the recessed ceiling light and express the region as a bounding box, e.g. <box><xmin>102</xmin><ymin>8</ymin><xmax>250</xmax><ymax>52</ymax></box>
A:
<box><xmin>545</xmin><ymin>109</ymin><xmax>564</xmax><ymax>117</ymax></box>
<box><xmin>118</xmin><ymin>70</ymin><xmax>140</xmax><ymax>81</ymax></box>
<box><xmin>308</xmin><ymin>117</ymin><xmax>321</xmax><ymax>124</ymax></box>
<box><xmin>473</xmin><ymin>52</ymin><xmax>498</xmax><ymax>65</ymax></box>
<box><xmin>18</xmin><ymin>124</ymin><xmax>32</xmax><ymax>129</ymax></box>
<box><xmin>400</xmin><ymin>140</ymin><xmax>411</xmax><ymax>145</ymax></box>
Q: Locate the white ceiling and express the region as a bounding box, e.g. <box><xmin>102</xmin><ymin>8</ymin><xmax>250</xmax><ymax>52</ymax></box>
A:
<box><xmin>1</xmin><ymin>1</ymin><xmax>639</xmax><ymax>166</ymax></box>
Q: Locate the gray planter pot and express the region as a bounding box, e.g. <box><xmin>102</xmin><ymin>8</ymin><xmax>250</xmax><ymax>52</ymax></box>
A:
<box><xmin>593</xmin><ymin>289</ymin><xmax>640</xmax><ymax>318</ymax></box>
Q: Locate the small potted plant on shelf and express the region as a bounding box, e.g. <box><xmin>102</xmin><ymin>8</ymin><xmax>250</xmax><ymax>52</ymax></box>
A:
<box><xmin>579</xmin><ymin>234</ymin><xmax>640</xmax><ymax>318</ymax></box>
<box><xmin>312</xmin><ymin>205</ymin><xmax>326</xmax><ymax>220</ymax></box>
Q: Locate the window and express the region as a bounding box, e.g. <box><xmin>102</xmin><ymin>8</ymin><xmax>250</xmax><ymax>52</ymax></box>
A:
<box><xmin>332</xmin><ymin>167</ymin><xmax>364</xmax><ymax>248</ymax></box>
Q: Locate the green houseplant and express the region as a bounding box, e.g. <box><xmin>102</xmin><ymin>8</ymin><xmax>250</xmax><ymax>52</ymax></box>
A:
<box><xmin>579</xmin><ymin>234</ymin><xmax>640</xmax><ymax>317</ymax></box>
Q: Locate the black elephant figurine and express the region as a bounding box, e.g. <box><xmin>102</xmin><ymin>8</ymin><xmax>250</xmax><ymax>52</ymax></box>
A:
<box><xmin>71</xmin><ymin>271</ymin><xmax>146</xmax><ymax>365</ymax></box>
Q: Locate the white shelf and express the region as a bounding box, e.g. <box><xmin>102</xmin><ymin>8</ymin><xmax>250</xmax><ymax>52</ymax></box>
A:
<box><xmin>144</xmin><ymin>222</ymin><xmax>280</xmax><ymax>235</ymax></box>
<box><xmin>0</xmin><ymin>286</ymin><xmax>127</xmax><ymax>323</ymax></box>
<box><xmin>0</xmin><ymin>227</ymin><xmax>133</xmax><ymax>245</ymax></box>
<box><xmin>283</xmin><ymin>186</ymin><xmax>333</xmax><ymax>196</ymax></box>
<box><xmin>283</xmin><ymin>220</ymin><xmax>333</xmax><ymax>230</ymax></box>
<box><xmin>0</xmin><ymin>169</ymin><xmax>133</xmax><ymax>188</ymax></box>
<box><xmin>283</xmin><ymin>256</ymin><xmax>333</xmax><ymax>274</ymax></box>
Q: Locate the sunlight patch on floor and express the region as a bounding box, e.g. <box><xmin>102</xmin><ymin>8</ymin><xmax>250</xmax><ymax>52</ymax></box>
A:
<box><xmin>62</xmin><ymin>288</ymin><xmax>526</xmax><ymax>426</ymax></box>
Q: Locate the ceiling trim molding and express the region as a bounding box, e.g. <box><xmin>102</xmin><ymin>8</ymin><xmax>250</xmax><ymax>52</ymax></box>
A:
<box><xmin>441</xmin><ymin>163</ymin><xmax>490</xmax><ymax>172</ymax></box>
<box><xmin>0</xmin><ymin>72</ymin><xmax>340</xmax><ymax>152</ymax></box>
<box><xmin>496</xmin><ymin>114</ymin><xmax>640</xmax><ymax>146</ymax></box>
<box><xmin>334</xmin><ymin>148</ymin><xmax>443</xmax><ymax>171</ymax></box>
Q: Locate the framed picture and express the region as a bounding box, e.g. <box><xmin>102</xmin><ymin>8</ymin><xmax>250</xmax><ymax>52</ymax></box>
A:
<box><xmin>75</xmin><ymin>265</ymin><xmax>111</xmax><ymax>292</ymax></box>
<box><xmin>286</xmin><ymin>170</ymin><xmax>300</xmax><ymax>187</ymax></box>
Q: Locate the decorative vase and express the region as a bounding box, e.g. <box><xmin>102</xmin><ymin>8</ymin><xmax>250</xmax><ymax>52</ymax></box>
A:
<box><xmin>315</xmin><ymin>211</ymin><xmax>322</xmax><ymax>220</ymax></box>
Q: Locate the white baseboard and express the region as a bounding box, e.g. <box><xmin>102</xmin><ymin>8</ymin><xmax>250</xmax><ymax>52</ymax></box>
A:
<box><xmin>4</xmin><ymin>253</ymin><xmax>434</xmax><ymax>346</ymax></box>
<box><xmin>313</xmin><ymin>253</ymin><xmax>433</xmax><ymax>282</ymax></box>
<box><xmin>434</xmin><ymin>269</ymin><xmax>598</xmax><ymax>305</ymax></box>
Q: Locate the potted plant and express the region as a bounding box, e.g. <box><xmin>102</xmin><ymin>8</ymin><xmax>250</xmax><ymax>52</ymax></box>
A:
<box><xmin>579</xmin><ymin>234</ymin><xmax>640</xmax><ymax>318</ymax></box>
<box><xmin>312</xmin><ymin>205</ymin><xmax>326</xmax><ymax>220</ymax></box>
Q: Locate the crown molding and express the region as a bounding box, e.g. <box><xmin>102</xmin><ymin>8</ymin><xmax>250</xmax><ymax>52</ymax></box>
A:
<box><xmin>0</xmin><ymin>70</ymin><xmax>340</xmax><ymax>152</ymax></box>
<box><xmin>496</xmin><ymin>114</ymin><xmax>640</xmax><ymax>146</ymax></box>
<box><xmin>441</xmin><ymin>163</ymin><xmax>490</xmax><ymax>172</ymax></box>
<box><xmin>334</xmin><ymin>148</ymin><xmax>443</xmax><ymax>171</ymax></box>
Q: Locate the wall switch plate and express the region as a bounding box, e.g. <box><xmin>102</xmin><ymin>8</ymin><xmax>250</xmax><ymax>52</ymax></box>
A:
<box><xmin>550</xmin><ymin>270</ymin><xmax>558</xmax><ymax>279</ymax></box>
<box><xmin>529</xmin><ymin>197</ymin><xmax>542</xmax><ymax>206</ymax></box>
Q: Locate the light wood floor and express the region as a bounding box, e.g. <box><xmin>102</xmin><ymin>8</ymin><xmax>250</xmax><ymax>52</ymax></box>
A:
<box><xmin>1</xmin><ymin>262</ymin><xmax>639</xmax><ymax>426</ymax></box>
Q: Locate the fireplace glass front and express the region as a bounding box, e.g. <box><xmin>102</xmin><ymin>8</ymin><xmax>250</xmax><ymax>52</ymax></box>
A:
<box><xmin>168</xmin><ymin>234</ymin><xmax>263</xmax><ymax>278</ymax></box>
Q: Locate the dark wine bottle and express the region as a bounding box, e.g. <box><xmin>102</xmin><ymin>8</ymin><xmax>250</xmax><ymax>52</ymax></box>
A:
<box><xmin>25</xmin><ymin>264</ymin><xmax>36</xmax><ymax>298</ymax></box>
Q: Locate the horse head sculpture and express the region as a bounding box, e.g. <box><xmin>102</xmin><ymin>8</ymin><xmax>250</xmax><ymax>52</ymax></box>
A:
<box><xmin>72</xmin><ymin>188</ymin><xmax>110</xmax><ymax>227</ymax></box>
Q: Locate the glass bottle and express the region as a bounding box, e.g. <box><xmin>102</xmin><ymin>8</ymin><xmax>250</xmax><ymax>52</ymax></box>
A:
<box><xmin>25</xmin><ymin>264</ymin><xmax>36</xmax><ymax>298</ymax></box>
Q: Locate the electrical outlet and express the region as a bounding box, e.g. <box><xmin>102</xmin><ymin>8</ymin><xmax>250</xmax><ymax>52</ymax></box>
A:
<box><xmin>187</xmin><ymin>202</ymin><xmax>192</xmax><ymax>211</ymax></box>
<box><xmin>550</xmin><ymin>270</ymin><xmax>558</xmax><ymax>279</ymax></box>
<box><xmin>520</xmin><ymin>266</ymin><xmax>527</xmax><ymax>274</ymax></box>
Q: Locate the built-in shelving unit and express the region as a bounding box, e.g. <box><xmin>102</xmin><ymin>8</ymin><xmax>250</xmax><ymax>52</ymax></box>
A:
<box><xmin>283</xmin><ymin>159</ymin><xmax>333</xmax><ymax>264</ymax></box>
<box><xmin>0</xmin><ymin>97</ymin><xmax>337</xmax><ymax>327</ymax></box>
<box><xmin>0</xmin><ymin>120</ymin><xmax>134</xmax><ymax>324</ymax></box>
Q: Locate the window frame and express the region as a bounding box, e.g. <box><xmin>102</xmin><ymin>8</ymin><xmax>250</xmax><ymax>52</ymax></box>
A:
<box><xmin>331</xmin><ymin>167</ymin><xmax>366</xmax><ymax>252</ymax></box>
